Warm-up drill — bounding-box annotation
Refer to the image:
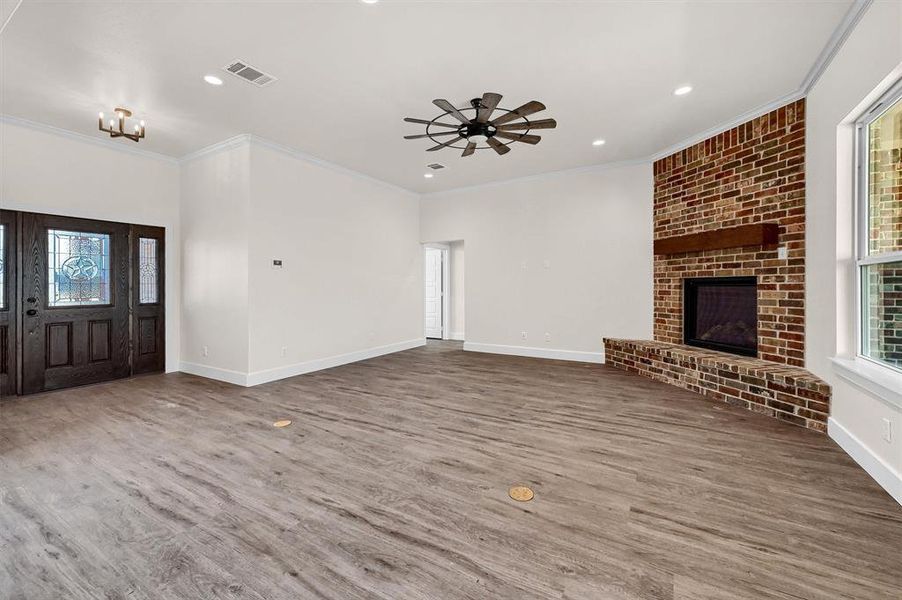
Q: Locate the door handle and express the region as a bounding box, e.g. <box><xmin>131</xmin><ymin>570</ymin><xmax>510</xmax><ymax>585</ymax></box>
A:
<box><xmin>26</xmin><ymin>309</ymin><xmax>38</xmax><ymax>316</ymax></box>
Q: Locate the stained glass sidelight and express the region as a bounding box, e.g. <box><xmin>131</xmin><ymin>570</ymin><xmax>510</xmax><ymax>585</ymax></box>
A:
<box><xmin>138</xmin><ymin>237</ymin><xmax>159</xmax><ymax>304</ymax></box>
<box><xmin>0</xmin><ymin>225</ymin><xmax>5</xmax><ymax>310</ymax></box>
<box><xmin>47</xmin><ymin>229</ymin><xmax>111</xmax><ymax>306</ymax></box>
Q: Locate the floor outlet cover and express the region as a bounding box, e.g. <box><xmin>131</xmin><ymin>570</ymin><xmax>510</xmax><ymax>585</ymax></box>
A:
<box><xmin>508</xmin><ymin>486</ymin><xmax>534</xmax><ymax>502</ymax></box>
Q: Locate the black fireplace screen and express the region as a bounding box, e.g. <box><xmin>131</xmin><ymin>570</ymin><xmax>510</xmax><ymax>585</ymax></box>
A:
<box><xmin>683</xmin><ymin>277</ymin><xmax>757</xmax><ymax>356</ymax></box>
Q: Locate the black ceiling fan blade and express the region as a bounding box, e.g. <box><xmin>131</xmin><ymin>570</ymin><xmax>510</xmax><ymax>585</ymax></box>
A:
<box><xmin>403</xmin><ymin>117</ymin><xmax>461</xmax><ymax>129</ymax></box>
<box><xmin>494</xmin><ymin>131</ymin><xmax>541</xmax><ymax>145</ymax></box>
<box><xmin>486</xmin><ymin>137</ymin><xmax>511</xmax><ymax>155</ymax></box>
<box><xmin>462</xmin><ymin>141</ymin><xmax>477</xmax><ymax>157</ymax></box>
<box><xmin>489</xmin><ymin>101</ymin><xmax>546</xmax><ymax>126</ymax></box>
<box><xmin>427</xmin><ymin>136</ymin><xmax>463</xmax><ymax>151</ymax></box>
<box><xmin>497</xmin><ymin>118</ymin><xmax>557</xmax><ymax>131</ymax></box>
<box><xmin>404</xmin><ymin>131</ymin><xmax>461</xmax><ymax>140</ymax></box>
<box><xmin>476</xmin><ymin>92</ymin><xmax>503</xmax><ymax>124</ymax></box>
<box><xmin>432</xmin><ymin>99</ymin><xmax>471</xmax><ymax>124</ymax></box>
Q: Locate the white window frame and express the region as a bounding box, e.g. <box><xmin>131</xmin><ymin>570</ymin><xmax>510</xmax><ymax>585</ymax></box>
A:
<box><xmin>854</xmin><ymin>78</ymin><xmax>902</xmax><ymax>375</ymax></box>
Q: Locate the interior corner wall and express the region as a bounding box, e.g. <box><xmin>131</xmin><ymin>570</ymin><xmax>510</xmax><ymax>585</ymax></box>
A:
<box><xmin>0</xmin><ymin>120</ymin><xmax>182</xmax><ymax>372</ymax></box>
<box><xmin>179</xmin><ymin>142</ymin><xmax>251</xmax><ymax>382</ymax></box>
<box><xmin>449</xmin><ymin>240</ymin><xmax>465</xmax><ymax>340</ymax></box>
<box><xmin>805</xmin><ymin>1</ymin><xmax>902</xmax><ymax>497</ymax></box>
<box><xmin>245</xmin><ymin>142</ymin><xmax>423</xmax><ymax>383</ymax></box>
<box><xmin>419</xmin><ymin>163</ymin><xmax>654</xmax><ymax>362</ymax></box>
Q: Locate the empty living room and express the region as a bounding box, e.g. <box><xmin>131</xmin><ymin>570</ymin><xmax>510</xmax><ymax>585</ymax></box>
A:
<box><xmin>2</xmin><ymin>1</ymin><xmax>902</xmax><ymax>598</ymax></box>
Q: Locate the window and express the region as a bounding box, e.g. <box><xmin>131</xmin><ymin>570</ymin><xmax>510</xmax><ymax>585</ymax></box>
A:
<box><xmin>857</xmin><ymin>83</ymin><xmax>902</xmax><ymax>372</ymax></box>
<box><xmin>138</xmin><ymin>237</ymin><xmax>159</xmax><ymax>304</ymax></box>
<box><xmin>47</xmin><ymin>229</ymin><xmax>111</xmax><ymax>307</ymax></box>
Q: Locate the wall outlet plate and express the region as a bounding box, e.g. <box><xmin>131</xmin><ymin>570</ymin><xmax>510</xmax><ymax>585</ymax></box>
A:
<box><xmin>777</xmin><ymin>246</ymin><xmax>788</xmax><ymax>260</ymax></box>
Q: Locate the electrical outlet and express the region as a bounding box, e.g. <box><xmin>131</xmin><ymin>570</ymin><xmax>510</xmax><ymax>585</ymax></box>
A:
<box><xmin>544</xmin><ymin>332</ymin><xmax>551</xmax><ymax>342</ymax></box>
<box><xmin>777</xmin><ymin>246</ymin><xmax>788</xmax><ymax>260</ymax></box>
<box><xmin>281</xmin><ymin>346</ymin><xmax>288</xmax><ymax>357</ymax></box>
<box><xmin>883</xmin><ymin>418</ymin><xmax>893</xmax><ymax>443</ymax></box>
<box><xmin>202</xmin><ymin>345</ymin><xmax>208</xmax><ymax>357</ymax></box>
<box><xmin>543</xmin><ymin>260</ymin><xmax>550</xmax><ymax>269</ymax></box>
<box><xmin>520</xmin><ymin>260</ymin><xmax>528</xmax><ymax>270</ymax></box>
<box><xmin>521</xmin><ymin>331</ymin><xmax>528</xmax><ymax>340</ymax></box>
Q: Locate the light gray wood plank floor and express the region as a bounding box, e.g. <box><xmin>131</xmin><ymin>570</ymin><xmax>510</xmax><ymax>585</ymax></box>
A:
<box><xmin>1</xmin><ymin>341</ymin><xmax>899</xmax><ymax>599</ymax></box>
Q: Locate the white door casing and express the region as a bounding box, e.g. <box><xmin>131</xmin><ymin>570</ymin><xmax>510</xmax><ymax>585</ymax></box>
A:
<box><xmin>424</xmin><ymin>247</ymin><xmax>442</xmax><ymax>338</ymax></box>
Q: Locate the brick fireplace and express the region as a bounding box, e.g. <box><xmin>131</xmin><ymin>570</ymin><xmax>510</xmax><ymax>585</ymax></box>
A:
<box><xmin>605</xmin><ymin>99</ymin><xmax>831</xmax><ymax>432</ymax></box>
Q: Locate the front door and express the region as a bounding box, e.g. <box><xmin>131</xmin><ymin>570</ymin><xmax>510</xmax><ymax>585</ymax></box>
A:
<box><xmin>20</xmin><ymin>213</ymin><xmax>131</xmax><ymax>394</ymax></box>
<box><xmin>0</xmin><ymin>211</ymin><xmax>16</xmax><ymax>397</ymax></box>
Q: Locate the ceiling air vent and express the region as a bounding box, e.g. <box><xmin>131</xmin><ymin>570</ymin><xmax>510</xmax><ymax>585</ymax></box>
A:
<box><xmin>222</xmin><ymin>60</ymin><xmax>277</xmax><ymax>87</ymax></box>
<box><xmin>426</xmin><ymin>163</ymin><xmax>445</xmax><ymax>170</ymax></box>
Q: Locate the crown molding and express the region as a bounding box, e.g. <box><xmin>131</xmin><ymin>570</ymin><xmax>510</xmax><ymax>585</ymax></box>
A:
<box><xmin>0</xmin><ymin>0</ymin><xmax>23</xmax><ymax>35</ymax></box>
<box><xmin>800</xmin><ymin>0</ymin><xmax>872</xmax><ymax>94</ymax></box>
<box><xmin>421</xmin><ymin>157</ymin><xmax>650</xmax><ymax>198</ymax></box>
<box><xmin>245</xmin><ymin>135</ymin><xmax>418</xmax><ymax>197</ymax></box>
<box><xmin>177</xmin><ymin>134</ymin><xmax>252</xmax><ymax>163</ymax></box>
<box><xmin>0</xmin><ymin>114</ymin><xmax>179</xmax><ymax>164</ymax></box>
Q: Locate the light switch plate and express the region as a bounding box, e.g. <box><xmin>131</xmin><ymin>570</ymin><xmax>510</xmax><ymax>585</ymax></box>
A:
<box><xmin>272</xmin><ymin>259</ymin><xmax>283</xmax><ymax>269</ymax></box>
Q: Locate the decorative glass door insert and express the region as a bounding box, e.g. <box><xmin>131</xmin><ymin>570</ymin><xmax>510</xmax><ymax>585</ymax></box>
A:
<box><xmin>47</xmin><ymin>229</ymin><xmax>111</xmax><ymax>306</ymax></box>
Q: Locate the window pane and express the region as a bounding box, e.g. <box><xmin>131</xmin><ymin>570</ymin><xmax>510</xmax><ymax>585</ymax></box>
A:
<box><xmin>862</xmin><ymin>260</ymin><xmax>902</xmax><ymax>369</ymax></box>
<box><xmin>138</xmin><ymin>237</ymin><xmax>159</xmax><ymax>304</ymax></box>
<box><xmin>47</xmin><ymin>229</ymin><xmax>111</xmax><ymax>307</ymax></box>
<box><xmin>868</xmin><ymin>96</ymin><xmax>902</xmax><ymax>254</ymax></box>
<box><xmin>0</xmin><ymin>225</ymin><xmax>5</xmax><ymax>310</ymax></box>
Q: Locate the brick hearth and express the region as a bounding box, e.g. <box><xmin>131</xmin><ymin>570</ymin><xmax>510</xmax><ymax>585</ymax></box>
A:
<box><xmin>604</xmin><ymin>339</ymin><xmax>829</xmax><ymax>432</ymax></box>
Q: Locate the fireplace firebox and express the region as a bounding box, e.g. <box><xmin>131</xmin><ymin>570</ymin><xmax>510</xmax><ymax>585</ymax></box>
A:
<box><xmin>683</xmin><ymin>277</ymin><xmax>757</xmax><ymax>357</ymax></box>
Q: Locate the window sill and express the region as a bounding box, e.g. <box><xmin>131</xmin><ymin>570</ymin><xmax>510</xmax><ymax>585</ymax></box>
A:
<box><xmin>831</xmin><ymin>357</ymin><xmax>902</xmax><ymax>411</ymax></box>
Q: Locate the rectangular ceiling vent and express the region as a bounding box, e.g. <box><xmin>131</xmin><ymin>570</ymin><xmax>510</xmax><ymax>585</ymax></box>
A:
<box><xmin>426</xmin><ymin>163</ymin><xmax>445</xmax><ymax>170</ymax></box>
<box><xmin>222</xmin><ymin>60</ymin><xmax>277</xmax><ymax>87</ymax></box>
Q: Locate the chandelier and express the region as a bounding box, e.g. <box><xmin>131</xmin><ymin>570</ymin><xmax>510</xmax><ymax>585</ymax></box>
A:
<box><xmin>98</xmin><ymin>107</ymin><xmax>145</xmax><ymax>142</ymax></box>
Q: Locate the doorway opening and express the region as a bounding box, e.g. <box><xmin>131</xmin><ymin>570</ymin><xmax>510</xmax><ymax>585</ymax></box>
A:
<box><xmin>423</xmin><ymin>241</ymin><xmax>464</xmax><ymax>341</ymax></box>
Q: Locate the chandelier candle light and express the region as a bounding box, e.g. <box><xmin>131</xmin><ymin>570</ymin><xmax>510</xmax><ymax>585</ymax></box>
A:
<box><xmin>98</xmin><ymin>108</ymin><xmax>145</xmax><ymax>142</ymax></box>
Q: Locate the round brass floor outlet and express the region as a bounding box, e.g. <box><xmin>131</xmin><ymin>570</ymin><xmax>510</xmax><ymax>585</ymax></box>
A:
<box><xmin>273</xmin><ymin>420</ymin><xmax>292</xmax><ymax>428</ymax></box>
<box><xmin>508</xmin><ymin>486</ymin><xmax>534</xmax><ymax>502</ymax></box>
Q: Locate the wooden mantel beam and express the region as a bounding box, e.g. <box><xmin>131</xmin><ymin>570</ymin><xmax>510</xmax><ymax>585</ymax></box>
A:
<box><xmin>653</xmin><ymin>223</ymin><xmax>780</xmax><ymax>256</ymax></box>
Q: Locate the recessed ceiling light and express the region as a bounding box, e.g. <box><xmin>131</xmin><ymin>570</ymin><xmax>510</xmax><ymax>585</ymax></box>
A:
<box><xmin>674</xmin><ymin>85</ymin><xmax>693</xmax><ymax>96</ymax></box>
<box><xmin>360</xmin><ymin>0</ymin><xmax>379</xmax><ymax>3</ymax></box>
<box><xmin>424</xmin><ymin>173</ymin><xmax>434</xmax><ymax>178</ymax></box>
<box><xmin>592</xmin><ymin>139</ymin><xmax>606</xmax><ymax>146</ymax></box>
<box><xmin>204</xmin><ymin>75</ymin><xmax>223</xmax><ymax>86</ymax></box>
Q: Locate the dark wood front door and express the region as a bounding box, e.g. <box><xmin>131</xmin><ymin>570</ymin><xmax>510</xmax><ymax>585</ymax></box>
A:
<box><xmin>0</xmin><ymin>211</ymin><xmax>17</xmax><ymax>397</ymax></box>
<box><xmin>20</xmin><ymin>213</ymin><xmax>132</xmax><ymax>394</ymax></box>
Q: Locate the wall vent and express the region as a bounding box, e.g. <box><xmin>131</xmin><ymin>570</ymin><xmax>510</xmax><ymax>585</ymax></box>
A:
<box><xmin>426</xmin><ymin>163</ymin><xmax>445</xmax><ymax>170</ymax></box>
<box><xmin>222</xmin><ymin>60</ymin><xmax>278</xmax><ymax>87</ymax></box>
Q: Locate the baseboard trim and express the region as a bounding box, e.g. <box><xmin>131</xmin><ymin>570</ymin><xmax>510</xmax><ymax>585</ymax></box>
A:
<box><xmin>179</xmin><ymin>361</ymin><xmax>249</xmax><ymax>386</ymax></box>
<box><xmin>828</xmin><ymin>416</ymin><xmax>902</xmax><ymax>506</ymax></box>
<box><xmin>463</xmin><ymin>342</ymin><xmax>604</xmax><ymax>364</ymax></box>
<box><xmin>448</xmin><ymin>331</ymin><xmax>465</xmax><ymax>341</ymax></box>
<box><xmin>245</xmin><ymin>338</ymin><xmax>426</xmax><ymax>387</ymax></box>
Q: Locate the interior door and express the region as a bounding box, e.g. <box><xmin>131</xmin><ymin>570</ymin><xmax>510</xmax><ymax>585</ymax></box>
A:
<box><xmin>424</xmin><ymin>247</ymin><xmax>443</xmax><ymax>339</ymax></box>
<box><xmin>131</xmin><ymin>225</ymin><xmax>165</xmax><ymax>375</ymax></box>
<box><xmin>0</xmin><ymin>211</ymin><xmax>17</xmax><ymax>397</ymax></box>
<box><xmin>20</xmin><ymin>213</ymin><xmax>131</xmax><ymax>394</ymax></box>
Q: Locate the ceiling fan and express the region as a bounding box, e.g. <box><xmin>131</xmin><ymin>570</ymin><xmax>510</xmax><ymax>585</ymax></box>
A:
<box><xmin>403</xmin><ymin>92</ymin><xmax>556</xmax><ymax>157</ymax></box>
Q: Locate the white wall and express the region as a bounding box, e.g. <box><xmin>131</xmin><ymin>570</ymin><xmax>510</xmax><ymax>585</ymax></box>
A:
<box><xmin>449</xmin><ymin>240</ymin><xmax>465</xmax><ymax>340</ymax></box>
<box><xmin>805</xmin><ymin>1</ymin><xmax>902</xmax><ymax>502</ymax></box>
<box><xmin>420</xmin><ymin>163</ymin><xmax>654</xmax><ymax>362</ymax></box>
<box><xmin>246</xmin><ymin>141</ymin><xmax>422</xmax><ymax>382</ymax></box>
<box><xmin>0</xmin><ymin>120</ymin><xmax>181</xmax><ymax>372</ymax></box>
<box><xmin>179</xmin><ymin>141</ymin><xmax>251</xmax><ymax>381</ymax></box>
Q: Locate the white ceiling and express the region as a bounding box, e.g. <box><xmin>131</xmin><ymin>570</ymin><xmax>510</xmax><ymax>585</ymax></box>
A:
<box><xmin>1</xmin><ymin>0</ymin><xmax>853</xmax><ymax>193</ymax></box>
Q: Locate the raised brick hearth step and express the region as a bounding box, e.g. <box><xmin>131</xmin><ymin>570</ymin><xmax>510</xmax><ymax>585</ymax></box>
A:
<box><xmin>603</xmin><ymin>339</ymin><xmax>830</xmax><ymax>432</ymax></box>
